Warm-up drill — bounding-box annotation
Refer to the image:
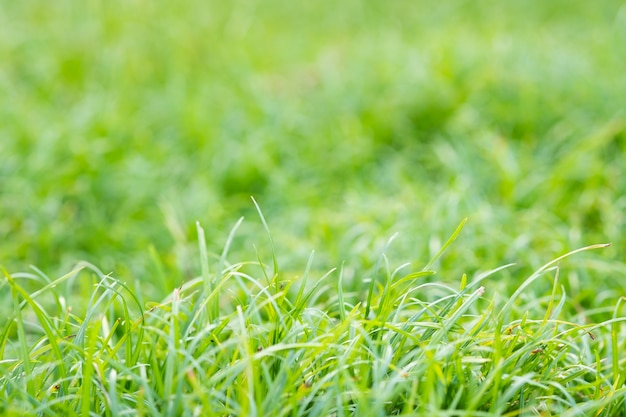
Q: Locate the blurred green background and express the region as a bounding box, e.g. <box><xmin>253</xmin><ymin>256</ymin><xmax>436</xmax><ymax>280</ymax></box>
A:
<box><xmin>1</xmin><ymin>0</ymin><xmax>625</xmax><ymax>300</ymax></box>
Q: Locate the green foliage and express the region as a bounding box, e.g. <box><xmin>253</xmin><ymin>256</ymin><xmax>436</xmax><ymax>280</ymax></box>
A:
<box><xmin>1</xmin><ymin>0</ymin><xmax>626</xmax><ymax>414</ymax></box>
<box><xmin>1</xmin><ymin>0</ymin><xmax>625</xmax><ymax>295</ymax></box>
<box><xmin>1</xmin><ymin>227</ymin><xmax>625</xmax><ymax>416</ymax></box>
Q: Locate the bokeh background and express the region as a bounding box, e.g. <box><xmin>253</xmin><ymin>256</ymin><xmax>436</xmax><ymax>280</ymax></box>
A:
<box><xmin>1</xmin><ymin>0</ymin><xmax>625</xmax><ymax>302</ymax></box>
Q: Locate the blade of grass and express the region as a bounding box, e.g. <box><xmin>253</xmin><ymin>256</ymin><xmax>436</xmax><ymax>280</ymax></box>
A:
<box><xmin>5</xmin><ymin>268</ymin><xmax>34</xmax><ymax>398</ymax></box>
<box><xmin>251</xmin><ymin>196</ymin><xmax>279</xmax><ymax>292</ymax></box>
<box><xmin>338</xmin><ymin>262</ymin><xmax>346</xmax><ymax>322</ymax></box>
<box><xmin>196</xmin><ymin>222</ymin><xmax>212</xmax><ymax>304</ymax></box>
<box><xmin>365</xmin><ymin>233</ymin><xmax>397</xmax><ymax>319</ymax></box>
<box><xmin>421</xmin><ymin>217</ymin><xmax>467</xmax><ymax>272</ymax></box>
<box><xmin>3</xmin><ymin>267</ymin><xmax>66</xmax><ymax>394</ymax></box>
<box><xmin>218</xmin><ymin>216</ymin><xmax>245</xmax><ymax>277</ymax></box>
<box><xmin>498</xmin><ymin>243</ymin><xmax>611</xmax><ymax>321</ymax></box>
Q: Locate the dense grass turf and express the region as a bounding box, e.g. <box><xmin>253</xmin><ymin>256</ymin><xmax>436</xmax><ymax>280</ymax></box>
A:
<box><xmin>2</xmin><ymin>0</ymin><xmax>626</xmax><ymax>415</ymax></box>
<box><xmin>1</xmin><ymin>224</ymin><xmax>623</xmax><ymax>416</ymax></box>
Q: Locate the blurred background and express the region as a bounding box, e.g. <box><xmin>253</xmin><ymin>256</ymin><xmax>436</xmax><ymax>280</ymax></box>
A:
<box><xmin>1</xmin><ymin>0</ymin><xmax>625</xmax><ymax>302</ymax></box>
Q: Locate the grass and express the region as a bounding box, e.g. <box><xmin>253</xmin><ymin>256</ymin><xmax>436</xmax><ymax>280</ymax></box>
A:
<box><xmin>2</xmin><ymin>0</ymin><xmax>626</xmax><ymax>415</ymax></box>
<box><xmin>1</xmin><ymin>216</ymin><xmax>624</xmax><ymax>416</ymax></box>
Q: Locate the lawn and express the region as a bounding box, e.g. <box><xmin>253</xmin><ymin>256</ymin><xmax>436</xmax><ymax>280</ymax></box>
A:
<box><xmin>1</xmin><ymin>0</ymin><xmax>626</xmax><ymax>415</ymax></box>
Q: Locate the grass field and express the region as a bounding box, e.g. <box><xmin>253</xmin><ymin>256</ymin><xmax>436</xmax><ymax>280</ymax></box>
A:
<box><xmin>2</xmin><ymin>0</ymin><xmax>626</xmax><ymax>415</ymax></box>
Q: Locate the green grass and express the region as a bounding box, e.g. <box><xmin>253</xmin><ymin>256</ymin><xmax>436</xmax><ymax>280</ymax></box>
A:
<box><xmin>1</xmin><ymin>218</ymin><xmax>624</xmax><ymax>416</ymax></box>
<box><xmin>2</xmin><ymin>0</ymin><xmax>626</xmax><ymax>415</ymax></box>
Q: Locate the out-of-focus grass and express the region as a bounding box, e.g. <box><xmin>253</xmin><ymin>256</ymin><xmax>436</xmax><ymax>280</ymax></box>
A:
<box><xmin>1</xmin><ymin>0</ymin><xmax>625</xmax><ymax>302</ymax></box>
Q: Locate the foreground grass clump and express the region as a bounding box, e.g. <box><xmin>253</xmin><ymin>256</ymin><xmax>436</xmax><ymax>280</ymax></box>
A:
<box><xmin>1</xmin><ymin>218</ymin><xmax>624</xmax><ymax>416</ymax></box>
